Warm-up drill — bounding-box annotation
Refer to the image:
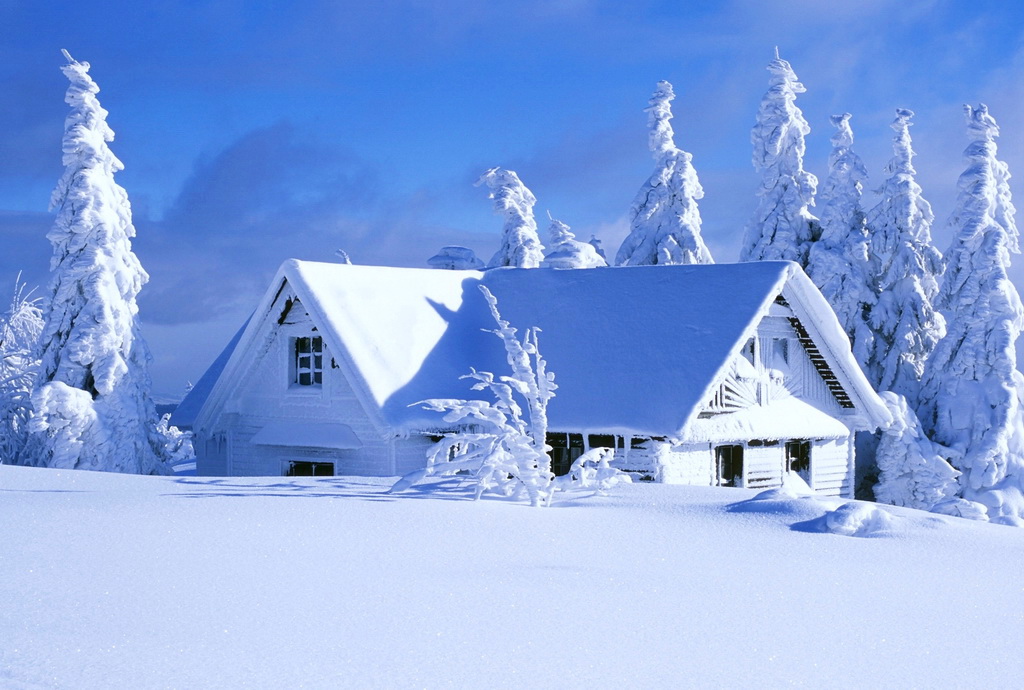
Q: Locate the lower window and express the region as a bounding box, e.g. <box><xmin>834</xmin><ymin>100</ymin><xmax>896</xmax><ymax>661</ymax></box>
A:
<box><xmin>285</xmin><ymin>461</ymin><xmax>335</xmax><ymax>477</ymax></box>
<box><xmin>547</xmin><ymin>432</ymin><xmax>585</xmax><ymax>476</ymax></box>
<box><xmin>715</xmin><ymin>445</ymin><xmax>743</xmax><ymax>487</ymax></box>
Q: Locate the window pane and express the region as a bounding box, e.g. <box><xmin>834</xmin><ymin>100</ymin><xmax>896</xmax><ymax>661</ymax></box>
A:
<box><xmin>299</xmin><ymin>372</ymin><xmax>311</xmax><ymax>386</ymax></box>
<box><xmin>314</xmin><ymin>371</ymin><xmax>322</xmax><ymax>384</ymax></box>
<box><xmin>314</xmin><ymin>355</ymin><xmax>322</xmax><ymax>370</ymax></box>
<box><xmin>296</xmin><ymin>337</ymin><xmax>310</xmax><ymax>354</ymax></box>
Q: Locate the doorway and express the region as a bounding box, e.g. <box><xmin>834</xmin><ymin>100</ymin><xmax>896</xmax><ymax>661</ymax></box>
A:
<box><xmin>715</xmin><ymin>445</ymin><xmax>744</xmax><ymax>487</ymax></box>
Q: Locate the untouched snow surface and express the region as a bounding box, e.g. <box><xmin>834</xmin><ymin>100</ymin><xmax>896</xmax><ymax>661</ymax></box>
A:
<box><xmin>3</xmin><ymin>465</ymin><xmax>1024</xmax><ymax>688</ymax></box>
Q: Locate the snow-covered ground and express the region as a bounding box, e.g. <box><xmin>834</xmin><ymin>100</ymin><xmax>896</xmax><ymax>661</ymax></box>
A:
<box><xmin>3</xmin><ymin>465</ymin><xmax>1023</xmax><ymax>689</ymax></box>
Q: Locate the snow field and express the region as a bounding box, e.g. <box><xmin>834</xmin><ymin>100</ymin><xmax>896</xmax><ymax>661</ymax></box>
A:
<box><xmin>3</xmin><ymin>465</ymin><xmax>1024</xmax><ymax>688</ymax></box>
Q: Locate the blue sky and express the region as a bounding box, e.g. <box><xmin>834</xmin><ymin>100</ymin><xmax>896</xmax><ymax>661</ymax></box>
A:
<box><xmin>2</xmin><ymin>0</ymin><xmax>1024</xmax><ymax>396</ymax></box>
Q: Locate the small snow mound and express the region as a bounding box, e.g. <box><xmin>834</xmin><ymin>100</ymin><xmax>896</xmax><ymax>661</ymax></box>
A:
<box><xmin>930</xmin><ymin>498</ymin><xmax>990</xmax><ymax>522</ymax></box>
<box><xmin>990</xmin><ymin>515</ymin><xmax>1024</xmax><ymax>528</ymax></box>
<box><xmin>780</xmin><ymin>471</ymin><xmax>815</xmax><ymax>496</ymax></box>
<box><xmin>815</xmin><ymin>502</ymin><xmax>899</xmax><ymax>538</ymax></box>
<box><xmin>729</xmin><ymin>474</ymin><xmax>826</xmax><ymax>518</ymax></box>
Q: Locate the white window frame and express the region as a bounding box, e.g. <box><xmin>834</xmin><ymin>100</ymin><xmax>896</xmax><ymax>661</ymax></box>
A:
<box><xmin>293</xmin><ymin>335</ymin><xmax>323</xmax><ymax>387</ymax></box>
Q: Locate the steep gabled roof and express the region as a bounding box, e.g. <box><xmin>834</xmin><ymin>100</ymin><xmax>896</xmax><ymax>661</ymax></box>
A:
<box><xmin>191</xmin><ymin>260</ymin><xmax>890</xmax><ymax>438</ymax></box>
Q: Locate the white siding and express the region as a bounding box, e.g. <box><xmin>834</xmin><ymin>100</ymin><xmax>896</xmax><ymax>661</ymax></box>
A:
<box><xmin>607</xmin><ymin>435</ymin><xmax>854</xmax><ymax>498</ymax></box>
<box><xmin>810</xmin><ymin>438</ymin><xmax>851</xmax><ymax>497</ymax></box>
<box><xmin>657</xmin><ymin>444</ymin><xmax>714</xmax><ymax>485</ymax></box>
<box><xmin>393</xmin><ymin>436</ymin><xmax>435</xmax><ymax>477</ymax></box>
<box><xmin>744</xmin><ymin>444</ymin><xmax>784</xmax><ymax>489</ymax></box>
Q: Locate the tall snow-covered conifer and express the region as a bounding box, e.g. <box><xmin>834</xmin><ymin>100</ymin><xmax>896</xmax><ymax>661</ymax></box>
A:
<box><xmin>919</xmin><ymin>104</ymin><xmax>1024</xmax><ymax>522</ymax></box>
<box><xmin>615</xmin><ymin>81</ymin><xmax>712</xmax><ymax>266</ymax></box>
<box><xmin>477</xmin><ymin>168</ymin><xmax>544</xmax><ymax>269</ymax></box>
<box><xmin>806</xmin><ymin>114</ymin><xmax>875</xmax><ymax>367</ymax></box>
<box><xmin>874</xmin><ymin>391</ymin><xmax>959</xmax><ymax>510</ymax></box>
<box><xmin>29</xmin><ymin>51</ymin><xmax>186</xmax><ymax>474</ymax></box>
<box><xmin>864</xmin><ymin>108</ymin><xmax>945</xmax><ymax>404</ymax></box>
<box><xmin>740</xmin><ymin>50</ymin><xmax>819</xmax><ymax>266</ymax></box>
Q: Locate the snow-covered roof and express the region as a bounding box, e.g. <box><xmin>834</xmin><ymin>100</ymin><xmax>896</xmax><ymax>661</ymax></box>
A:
<box><xmin>193</xmin><ymin>260</ymin><xmax>889</xmax><ymax>438</ymax></box>
<box><xmin>171</xmin><ymin>317</ymin><xmax>249</xmax><ymax>429</ymax></box>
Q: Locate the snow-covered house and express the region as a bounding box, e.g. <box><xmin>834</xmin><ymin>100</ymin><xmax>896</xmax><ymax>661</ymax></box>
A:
<box><xmin>175</xmin><ymin>260</ymin><xmax>890</xmax><ymax>496</ymax></box>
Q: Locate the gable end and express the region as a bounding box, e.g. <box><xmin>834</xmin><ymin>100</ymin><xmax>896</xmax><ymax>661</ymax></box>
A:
<box><xmin>787</xmin><ymin>315</ymin><xmax>854</xmax><ymax>409</ymax></box>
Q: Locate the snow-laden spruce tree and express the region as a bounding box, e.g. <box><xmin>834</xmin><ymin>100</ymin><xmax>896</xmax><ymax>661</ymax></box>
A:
<box><xmin>615</xmin><ymin>81</ymin><xmax>713</xmax><ymax>266</ymax></box>
<box><xmin>874</xmin><ymin>391</ymin><xmax>959</xmax><ymax>510</ymax></box>
<box><xmin>541</xmin><ymin>214</ymin><xmax>608</xmax><ymax>269</ymax></box>
<box><xmin>477</xmin><ymin>168</ymin><xmax>544</xmax><ymax>269</ymax></box>
<box><xmin>919</xmin><ymin>104</ymin><xmax>1024</xmax><ymax>522</ymax></box>
<box><xmin>391</xmin><ymin>286</ymin><xmax>557</xmax><ymax>506</ymax></box>
<box><xmin>805</xmin><ymin>114</ymin><xmax>876</xmax><ymax>367</ymax></box>
<box><xmin>0</xmin><ymin>277</ymin><xmax>44</xmax><ymax>464</ymax></box>
<box><xmin>740</xmin><ymin>50</ymin><xmax>819</xmax><ymax>266</ymax></box>
<box><xmin>29</xmin><ymin>51</ymin><xmax>190</xmax><ymax>474</ymax></box>
<box><xmin>864</xmin><ymin>108</ymin><xmax>945</xmax><ymax>404</ymax></box>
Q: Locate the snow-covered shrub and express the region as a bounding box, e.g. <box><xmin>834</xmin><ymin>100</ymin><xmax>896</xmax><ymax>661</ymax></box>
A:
<box><xmin>919</xmin><ymin>104</ymin><xmax>1024</xmax><ymax>522</ymax></box>
<box><xmin>393</xmin><ymin>285</ymin><xmax>557</xmax><ymax>506</ymax></box>
<box><xmin>805</xmin><ymin>114</ymin><xmax>875</xmax><ymax>369</ymax></box>
<box><xmin>740</xmin><ymin>50</ymin><xmax>819</xmax><ymax>267</ymax></box>
<box><xmin>30</xmin><ymin>51</ymin><xmax>189</xmax><ymax>474</ymax></box>
<box><xmin>615</xmin><ymin>80</ymin><xmax>712</xmax><ymax>266</ymax></box>
<box><xmin>0</xmin><ymin>277</ymin><xmax>44</xmax><ymax>464</ymax></box>
<box><xmin>29</xmin><ymin>382</ymin><xmax>102</xmax><ymax>470</ymax></box>
<box><xmin>873</xmin><ymin>391</ymin><xmax>959</xmax><ymax>511</ymax></box>
<box><xmin>477</xmin><ymin>168</ymin><xmax>545</xmax><ymax>269</ymax></box>
<box><xmin>551</xmin><ymin>447</ymin><xmax>631</xmax><ymax>493</ymax></box>
<box><xmin>930</xmin><ymin>498</ymin><xmax>990</xmax><ymax>522</ymax></box>
<box><xmin>156</xmin><ymin>413</ymin><xmax>195</xmax><ymax>469</ymax></box>
<box><xmin>863</xmin><ymin>108</ymin><xmax>945</xmax><ymax>405</ymax></box>
<box><xmin>427</xmin><ymin>246</ymin><xmax>485</xmax><ymax>270</ymax></box>
<box><xmin>541</xmin><ymin>215</ymin><xmax>607</xmax><ymax>269</ymax></box>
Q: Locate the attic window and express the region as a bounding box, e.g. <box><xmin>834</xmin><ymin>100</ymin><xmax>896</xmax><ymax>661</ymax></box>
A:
<box><xmin>294</xmin><ymin>336</ymin><xmax>323</xmax><ymax>386</ymax></box>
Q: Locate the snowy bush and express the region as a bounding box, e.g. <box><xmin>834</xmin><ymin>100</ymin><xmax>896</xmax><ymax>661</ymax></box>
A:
<box><xmin>919</xmin><ymin>104</ymin><xmax>1024</xmax><ymax>522</ymax></box>
<box><xmin>477</xmin><ymin>168</ymin><xmax>545</xmax><ymax>269</ymax></box>
<box><xmin>392</xmin><ymin>285</ymin><xmax>557</xmax><ymax>506</ymax></box>
<box><xmin>740</xmin><ymin>50</ymin><xmax>819</xmax><ymax>267</ymax></box>
<box><xmin>615</xmin><ymin>80</ymin><xmax>712</xmax><ymax>266</ymax></box>
<box><xmin>873</xmin><ymin>391</ymin><xmax>959</xmax><ymax>511</ymax></box>
<box><xmin>805</xmin><ymin>114</ymin><xmax>875</xmax><ymax>368</ymax></box>
<box><xmin>29</xmin><ymin>382</ymin><xmax>103</xmax><ymax>470</ymax></box>
<box><xmin>864</xmin><ymin>108</ymin><xmax>945</xmax><ymax>405</ymax></box>
<box><xmin>29</xmin><ymin>51</ymin><xmax>190</xmax><ymax>474</ymax></box>
<box><xmin>541</xmin><ymin>214</ymin><xmax>607</xmax><ymax>269</ymax></box>
<box><xmin>551</xmin><ymin>447</ymin><xmax>631</xmax><ymax>493</ymax></box>
<box><xmin>0</xmin><ymin>277</ymin><xmax>44</xmax><ymax>464</ymax></box>
<box><xmin>930</xmin><ymin>498</ymin><xmax>990</xmax><ymax>522</ymax></box>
